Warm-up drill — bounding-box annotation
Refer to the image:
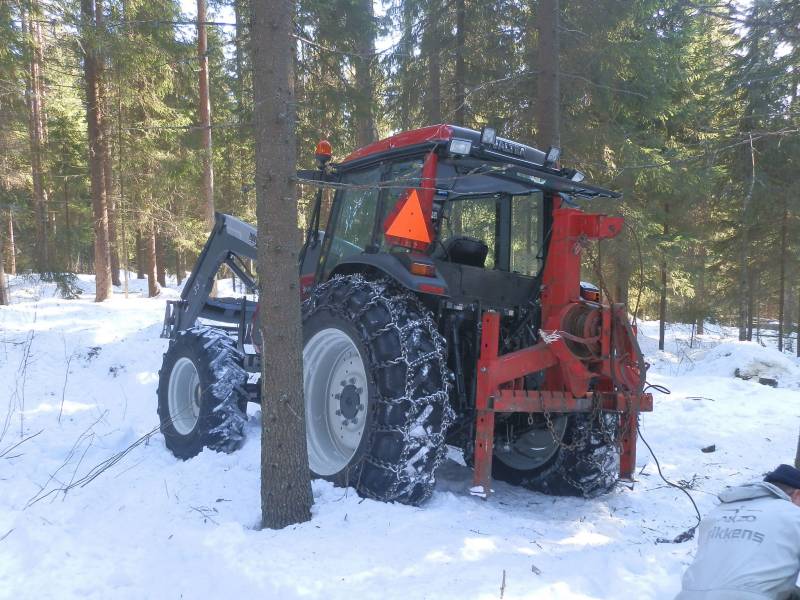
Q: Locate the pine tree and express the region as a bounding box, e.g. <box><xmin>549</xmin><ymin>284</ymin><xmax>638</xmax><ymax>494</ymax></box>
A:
<box><xmin>81</xmin><ymin>0</ymin><xmax>113</xmax><ymax>301</ymax></box>
<box><xmin>253</xmin><ymin>0</ymin><xmax>313</xmax><ymax>529</ymax></box>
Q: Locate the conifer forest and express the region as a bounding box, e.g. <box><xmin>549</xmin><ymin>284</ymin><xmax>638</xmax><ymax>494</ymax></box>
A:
<box><xmin>0</xmin><ymin>0</ymin><xmax>797</xmax><ymax>347</ymax></box>
<box><xmin>3</xmin><ymin>2</ymin><xmax>800</xmax><ymax>598</ymax></box>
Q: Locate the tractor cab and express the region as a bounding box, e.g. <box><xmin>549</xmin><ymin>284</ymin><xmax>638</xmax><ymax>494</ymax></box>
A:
<box><xmin>300</xmin><ymin>124</ymin><xmax>617</xmax><ymax>313</ymax></box>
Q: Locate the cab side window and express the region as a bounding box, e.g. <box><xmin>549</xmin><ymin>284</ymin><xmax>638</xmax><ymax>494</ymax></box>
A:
<box><xmin>323</xmin><ymin>166</ymin><xmax>381</xmax><ymax>275</ymax></box>
<box><xmin>510</xmin><ymin>193</ymin><xmax>543</xmax><ymax>276</ymax></box>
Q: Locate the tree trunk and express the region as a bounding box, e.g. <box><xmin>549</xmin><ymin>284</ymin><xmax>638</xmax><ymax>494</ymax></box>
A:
<box><xmin>198</xmin><ymin>0</ymin><xmax>215</xmax><ymax>229</ymax></box>
<box><xmin>696</xmin><ymin>245</ymin><xmax>706</xmax><ymax>335</ymax></box>
<box><xmin>233</xmin><ymin>0</ymin><xmax>244</xmax><ymax>115</ymax></box>
<box><xmin>25</xmin><ymin>4</ymin><xmax>49</xmax><ymax>272</ymax></box>
<box><xmin>399</xmin><ymin>0</ymin><xmax>413</xmax><ymax>130</ymax></box>
<box><xmin>738</xmin><ymin>133</ymin><xmax>755</xmax><ymax>341</ymax></box>
<box><xmin>423</xmin><ymin>3</ymin><xmax>441</xmax><ymax>124</ymax></box>
<box><xmin>454</xmin><ymin>0</ymin><xmax>467</xmax><ymax>126</ymax></box>
<box><xmin>4</xmin><ymin>210</ymin><xmax>15</xmax><ymax>275</ymax></box>
<box><xmin>135</xmin><ymin>230</ymin><xmax>145</xmax><ymax>278</ymax></box>
<box><xmin>252</xmin><ymin>0</ymin><xmax>312</xmax><ymax>529</ymax></box>
<box><xmin>62</xmin><ymin>154</ymin><xmax>71</xmax><ymax>271</ymax></box>
<box><xmin>747</xmin><ymin>270</ymin><xmax>755</xmax><ymax>341</ymax></box>
<box><xmin>175</xmin><ymin>249</ymin><xmax>183</xmax><ymax>285</ymax></box>
<box><xmin>145</xmin><ymin>223</ymin><xmax>160</xmax><ymax>297</ymax></box>
<box><xmin>0</xmin><ymin>184</ymin><xmax>8</xmax><ymax>304</ymax></box>
<box><xmin>613</xmin><ymin>246</ymin><xmax>631</xmax><ymax>307</ymax></box>
<box><xmin>105</xmin><ymin>155</ymin><xmax>120</xmax><ymax>284</ymax></box>
<box><xmin>756</xmin><ymin>279</ymin><xmax>762</xmax><ymax>343</ymax></box>
<box><xmin>354</xmin><ymin>0</ymin><xmax>376</xmax><ymax>146</ymax></box>
<box><xmin>0</xmin><ymin>232</ymin><xmax>7</xmax><ymax>306</ymax></box>
<box><xmin>778</xmin><ymin>206</ymin><xmax>788</xmax><ymax>351</ymax></box>
<box><xmin>156</xmin><ymin>232</ymin><xmax>166</xmax><ymax>287</ymax></box>
<box><xmin>233</xmin><ymin>0</ymin><xmax>248</xmax><ymax>208</ymax></box>
<box><xmin>658</xmin><ymin>203</ymin><xmax>669</xmax><ymax>351</ymax></box>
<box><xmin>536</xmin><ymin>0</ymin><xmax>560</xmax><ymax>149</ymax></box>
<box><xmin>95</xmin><ymin>0</ymin><xmax>120</xmax><ymax>286</ymax></box>
<box><xmin>81</xmin><ymin>0</ymin><xmax>112</xmax><ymax>302</ymax></box>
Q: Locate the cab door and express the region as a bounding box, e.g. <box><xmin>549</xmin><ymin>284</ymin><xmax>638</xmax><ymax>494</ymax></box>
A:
<box><xmin>317</xmin><ymin>165</ymin><xmax>382</xmax><ymax>280</ymax></box>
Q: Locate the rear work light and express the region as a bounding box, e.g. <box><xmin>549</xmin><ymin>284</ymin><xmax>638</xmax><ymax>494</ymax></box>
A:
<box><xmin>449</xmin><ymin>139</ymin><xmax>472</xmax><ymax>156</ymax></box>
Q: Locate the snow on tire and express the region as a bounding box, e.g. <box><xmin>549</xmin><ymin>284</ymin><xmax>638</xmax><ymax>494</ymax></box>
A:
<box><xmin>157</xmin><ymin>325</ymin><xmax>249</xmax><ymax>459</ymax></box>
<box><xmin>302</xmin><ymin>275</ymin><xmax>454</xmax><ymax>505</ymax></box>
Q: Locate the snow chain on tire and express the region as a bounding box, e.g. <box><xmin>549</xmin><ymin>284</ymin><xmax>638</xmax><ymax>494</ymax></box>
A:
<box><xmin>540</xmin><ymin>402</ymin><xmax>621</xmax><ymax>498</ymax></box>
<box><xmin>302</xmin><ymin>275</ymin><xmax>454</xmax><ymax>505</ymax></box>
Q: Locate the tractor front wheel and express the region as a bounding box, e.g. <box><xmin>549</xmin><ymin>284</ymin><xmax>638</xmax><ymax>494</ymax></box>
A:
<box><xmin>302</xmin><ymin>275</ymin><xmax>453</xmax><ymax>505</ymax></box>
<box><xmin>157</xmin><ymin>326</ymin><xmax>249</xmax><ymax>459</ymax></box>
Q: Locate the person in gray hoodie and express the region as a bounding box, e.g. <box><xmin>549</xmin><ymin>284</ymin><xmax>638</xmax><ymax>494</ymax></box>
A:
<box><xmin>676</xmin><ymin>464</ymin><xmax>800</xmax><ymax>600</ymax></box>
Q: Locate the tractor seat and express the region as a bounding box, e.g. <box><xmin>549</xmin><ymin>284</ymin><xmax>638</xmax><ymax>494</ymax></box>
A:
<box><xmin>436</xmin><ymin>235</ymin><xmax>489</xmax><ymax>268</ymax></box>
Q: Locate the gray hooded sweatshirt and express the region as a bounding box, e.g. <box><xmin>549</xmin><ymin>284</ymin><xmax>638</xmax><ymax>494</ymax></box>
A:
<box><xmin>676</xmin><ymin>481</ymin><xmax>800</xmax><ymax>600</ymax></box>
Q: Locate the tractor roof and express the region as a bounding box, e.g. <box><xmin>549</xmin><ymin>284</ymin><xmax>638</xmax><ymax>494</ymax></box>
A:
<box><xmin>342</xmin><ymin>124</ymin><xmax>548</xmax><ymax>167</ymax></box>
<box><xmin>335</xmin><ymin>124</ymin><xmax>620</xmax><ymax>200</ymax></box>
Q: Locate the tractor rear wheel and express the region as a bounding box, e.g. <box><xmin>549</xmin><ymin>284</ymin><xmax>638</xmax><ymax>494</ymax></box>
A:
<box><xmin>491</xmin><ymin>413</ymin><xmax>620</xmax><ymax>498</ymax></box>
<box><xmin>302</xmin><ymin>275</ymin><xmax>453</xmax><ymax>505</ymax></box>
<box><xmin>157</xmin><ymin>326</ymin><xmax>249</xmax><ymax>459</ymax></box>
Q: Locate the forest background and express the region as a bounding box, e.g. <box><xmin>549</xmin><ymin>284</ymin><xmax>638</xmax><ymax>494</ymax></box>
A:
<box><xmin>1</xmin><ymin>0</ymin><xmax>799</xmax><ymax>352</ymax></box>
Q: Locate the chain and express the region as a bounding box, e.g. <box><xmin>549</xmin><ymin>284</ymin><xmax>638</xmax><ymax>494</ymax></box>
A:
<box><xmin>537</xmin><ymin>393</ymin><xmax>621</xmax><ymax>497</ymax></box>
<box><xmin>304</xmin><ymin>275</ymin><xmax>454</xmax><ymax>503</ymax></box>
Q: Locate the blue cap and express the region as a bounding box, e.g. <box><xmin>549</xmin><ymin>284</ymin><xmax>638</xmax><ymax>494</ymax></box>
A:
<box><xmin>765</xmin><ymin>464</ymin><xmax>800</xmax><ymax>490</ymax></box>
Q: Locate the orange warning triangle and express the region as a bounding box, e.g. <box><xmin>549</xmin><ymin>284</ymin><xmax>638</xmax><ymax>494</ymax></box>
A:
<box><xmin>384</xmin><ymin>189</ymin><xmax>432</xmax><ymax>244</ymax></box>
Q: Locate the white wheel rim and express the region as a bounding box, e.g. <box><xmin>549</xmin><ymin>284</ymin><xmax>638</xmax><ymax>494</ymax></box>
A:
<box><xmin>168</xmin><ymin>357</ymin><xmax>202</xmax><ymax>435</ymax></box>
<box><xmin>303</xmin><ymin>328</ymin><xmax>369</xmax><ymax>476</ymax></box>
<box><xmin>494</xmin><ymin>415</ymin><xmax>568</xmax><ymax>471</ymax></box>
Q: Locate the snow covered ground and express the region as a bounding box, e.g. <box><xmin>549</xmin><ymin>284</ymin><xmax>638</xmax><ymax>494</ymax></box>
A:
<box><xmin>1</xmin><ymin>275</ymin><xmax>798</xmax><ymax>599</ymax></box>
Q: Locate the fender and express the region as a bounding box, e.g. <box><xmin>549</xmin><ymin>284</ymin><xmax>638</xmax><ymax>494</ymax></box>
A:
<box><xmin>330</xmin><ymin>253</ymin><xmax>450</xmax><ymax>297</ymax></box>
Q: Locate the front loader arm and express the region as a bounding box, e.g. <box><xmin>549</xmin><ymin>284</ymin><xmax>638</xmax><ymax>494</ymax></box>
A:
<box><xmin>161</xmin><ymin>212</ymin><xmax>258</xmax><ymax>339</ymax></box>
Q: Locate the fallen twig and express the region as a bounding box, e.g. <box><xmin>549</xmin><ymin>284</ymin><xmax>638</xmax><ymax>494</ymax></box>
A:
<box><xmin>1</xmin><ymin>312</ymin><xmax>37</xmax><ymax>445</ymax></box>
<box><xmin>190</xmin><ymin>505</ymin><xmax>219</xmax><ymax>525</ymax></box>
<box><xmin>59</xmin><ymin>337</ymin><xmax>76</xmax><ymax>424</ymax></box>
<box><xmin>0</xmin><ymin>429</ymin><xmax>43</xmax><ymax>459</ymax></box>
<box><xmin>25</xmin><ymin>411</ymin><xmax>108</xmax><ymax>508</ymax></box>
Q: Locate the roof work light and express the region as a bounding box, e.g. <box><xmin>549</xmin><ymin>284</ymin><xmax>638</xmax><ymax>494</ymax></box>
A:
<box><xmin>449</xmin><ymin>139</ymin><xmax>472</xmax><ymax>156</ymax></box>
<box><xmin>544</xmin><ymin>145</ymin><xmax>561</xmax><ymax>166</ymax></box>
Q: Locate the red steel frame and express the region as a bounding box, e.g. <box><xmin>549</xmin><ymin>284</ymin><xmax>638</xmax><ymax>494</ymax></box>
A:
<box><xmin>472</xmin><ymin>196</ymin><xmax>653</xmax><ymax>497</ymax></box>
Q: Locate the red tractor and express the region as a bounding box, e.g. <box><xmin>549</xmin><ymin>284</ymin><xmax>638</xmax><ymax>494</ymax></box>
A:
<box><xmin>158</xmin><ymin>124</ymin><xmax>652</xmax><ymax>504</ymax></box>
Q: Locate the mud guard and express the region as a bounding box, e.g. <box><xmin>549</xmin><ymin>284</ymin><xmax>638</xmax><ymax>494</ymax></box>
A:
<box><xmin>331</xmin><ymin>253</ymin><xmax>449</xmax><ymax>297</ymax></box>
